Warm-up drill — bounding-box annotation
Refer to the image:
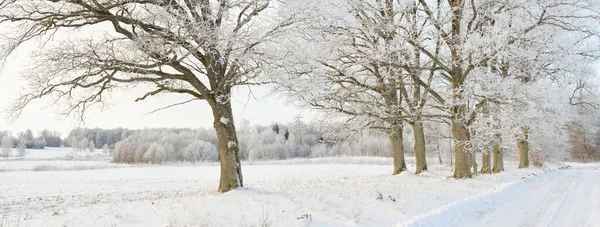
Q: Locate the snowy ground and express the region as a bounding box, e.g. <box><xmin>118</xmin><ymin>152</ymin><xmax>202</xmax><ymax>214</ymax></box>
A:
<box><xmin>403</xmin><ymin>163</ymin><xmax>600</xmax><ymax>227</ymax></box>
<box><xmin>2</xmin><ymin>147</ymin><xmax>109</xmax><ymax>161</ymax></box>
<box><xmin>1</xmin><ymin>150</ymin><xmax>597</xmax><ymax>227</ymax></box>
<box><xmin>0</xmin><ymin>148</ymin><xmax>115</xmax><ymax>172</ymax></box>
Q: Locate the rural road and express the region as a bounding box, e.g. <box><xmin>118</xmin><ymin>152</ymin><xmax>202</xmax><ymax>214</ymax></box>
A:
<box><xmin>403</xmin><ymin>163</ymin><xmax>600</xmax><ymax>227</ymax></box>
<box><xmin>459</xmin><ymin>164</ymin><xmax>600</xmax><ymax>227</ymax></box>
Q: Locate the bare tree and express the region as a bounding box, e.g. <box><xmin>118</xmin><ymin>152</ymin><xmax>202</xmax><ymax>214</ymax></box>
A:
<box><xmin>0</xmin><ymin>0</ymin><xmax>304</xmax><ymax>192</ymax></box>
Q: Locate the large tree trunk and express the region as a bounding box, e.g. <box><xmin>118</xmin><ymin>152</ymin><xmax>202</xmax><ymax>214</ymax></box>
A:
<box><xmin>492</xmin><ymin>140</ymin><xmax>504</xmax><ymax>173</ymax></box>
<box><xmin>480</xmin><ymin>150</ymin><xmax>492</xmax><ymax>174</ymax></box>
<box><xmin>210</xmin><ymin>99</ymin><xmax>243</xmax><ymax>193</ymax></box>
<box><xmin>412</xmin><ymin>121</ymin><xmax>428</xmax><ymax>174</ymax></box>
<box><xmin>518</xmin><ymin>139</ymin><xmax>529</xmax><ymax>169</ymax></box>
<box><xmin>448</xmin><ymin>0</ymin><xmax>471</xmax><ymax>179</ymax></box>
<box><xmin>471</xmin><ymin>150</ymin><xmax>477</xmax><ymax>176</ymax></box>
<box><xmin>452</xmin><ymin>111</ymin><xmax>472</xmax><ymax>178</ymax></box>
<box><xmin>390</xmin><ymin>123</ymin><xmax>407</xmax><ymax>175</ymax></box>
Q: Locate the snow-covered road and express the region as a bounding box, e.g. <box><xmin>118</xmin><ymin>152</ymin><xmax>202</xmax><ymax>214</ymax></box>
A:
<box><xmin>405</xmin><ymin>163</ymin><xmax>600</xmax><ymax>227</ymax></box>
<box><xmin>463</xmin><ymin>164</ymin><xmax>599</xmax><ymax>227</ymax></box>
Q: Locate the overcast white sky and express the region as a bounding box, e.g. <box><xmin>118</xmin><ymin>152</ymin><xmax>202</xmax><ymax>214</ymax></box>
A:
<box><xmin>0</xmin><ymin>47</ymin><xmax>314</xmax><ymax>137</ymax></box>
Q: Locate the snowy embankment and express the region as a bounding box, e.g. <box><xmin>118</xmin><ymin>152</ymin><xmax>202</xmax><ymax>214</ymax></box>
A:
<box><xmin>0</xmin><ymin>156</ymin><xmax>573</xmax><ymax>227</ymax></box>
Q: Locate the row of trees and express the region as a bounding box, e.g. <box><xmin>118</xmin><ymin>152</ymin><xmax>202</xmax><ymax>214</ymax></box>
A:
<box><xmin>277</xmin><ymin>0</ymin><xmax>600</xmax><ymax>177</ymax></box>
<box><xmin>1</xmin><ymin>0</ymin><xmax>599</xmax><ymax>192</ymax></box>
<box><xmin>566</xmin><ymin>107</ymin><xmax>600</xmax><ymax>163</ymax></box>
<box><xmin>110</xmin><ymin>121</ymin><xmax>397</xmax><ymax>163</ymax></box>
<box><xmin>0</xmin><ymin>128</ymin><xmax>134</xmax><ymax>153</ymax></box>
<box><xmin>112</xmin><ymin>128</ymin><xmax>219</xmax><ymax>163</ymax></box>
<box><xmin>0</xmin><ymin>129</ymin><xmax>61</xmax><ymax>151</ymax></box>
<box><xmin>64</xmin><ymin>128</ymin><xmax>135</xmax><ymax>149</ymax></box>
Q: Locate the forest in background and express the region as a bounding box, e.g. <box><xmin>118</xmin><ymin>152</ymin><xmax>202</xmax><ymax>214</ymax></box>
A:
<box><xmin>2</xmin><ymin>115</ymin><xmax>599</xmax><ymax>163</ymax></box>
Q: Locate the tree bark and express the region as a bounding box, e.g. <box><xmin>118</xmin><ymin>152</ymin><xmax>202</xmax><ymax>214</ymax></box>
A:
<box><xmin>480</xmin><ymin>150</ymin><xmax>492</xmax><ymax>174</ymax></box>
<box><xmin>210</xmin><ymin>99</ymin><xmax>243</xmax><ymax>193</ymax></box>
<box><xmin>448</xmin><ymin>0</ymin><xmax>471</xmax><ymax>179</ymax></box>
<box><xmin>518</xmin><ymin>139</ymin><xmax>529</xmax><ymax>169</ymax></box>
<box><xmin>390</xmin><ymin>123</ymin><xmax>407</xmax><ymax>175</ymax></box>
<box><xmin>492</xmin><ymin>140</ymin><xmax>504</xmax><ymax>173</ymax></box>
<box><xmin>437</xmin><ymin>138</ymin><xmax>443</xmax><ymax>165</ymax></box>
<box><xmin>412</xmin><ymin>121</ymin><xmax>428</xmax><ymax>174</ymax></box>
<box><xmin>471</xmin><ymin>150</ymin><xmax>478</xmax><ymax>176</ymax></box>
<box><xmin>452</xmin><ymin>119</ymin><xmax>472</xmax><ymax>178</ymax></box>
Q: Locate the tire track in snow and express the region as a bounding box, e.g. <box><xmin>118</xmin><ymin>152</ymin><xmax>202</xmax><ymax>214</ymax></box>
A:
<box><xmin>548</xmin><ymin>166</ymin><xmax>600</xmax><ymax>227</ymax></box>
<box><xmin>519</xmin><ymin>170</ymin><xmax>580</xmax><ymax>226</ymax></box>
<box><xmin>398</xmin><ymin>167</ymin><xmax>577</xmax><ymax>227</ymax></box>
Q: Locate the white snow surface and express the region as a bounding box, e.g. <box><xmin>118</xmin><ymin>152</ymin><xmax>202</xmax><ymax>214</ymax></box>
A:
<box><xmin>401</xmin><ymin>163</ymin><xmax>600</xmax><ymax>227</ymax></box>
<box><xmin>220</xmin><ymin>117</ymin><xmax>230</xmax><ymax>125</ymax></box>
<box><xmin>227</xmin><ymin>141</ymin><xmax>237</xmax><ymax>149</ymax></box>
<box><xmin>1</xmin><ymin>156</ymin><xmax>598</xmax><ymax>226</ymax></box>
<box><xmin>3</xmin><ymin>147</ymin><xmax>108</xmax><ymax>161</ymax></box>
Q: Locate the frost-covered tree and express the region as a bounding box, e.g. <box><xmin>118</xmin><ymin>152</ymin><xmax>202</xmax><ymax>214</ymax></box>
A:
<box><xmin>112</xmin><ymin>128</ymin><xmax>222</xmax><ymax>163</ymax></box>
<box><xmin>459</xmin><ymin>0</ymin><xmax>600</xmax><ymax>170</ymax></box>
<box><xmin>78</xmin><ymin>138</ymin><xmax>89</xmax><ymax>152</ymax></box>
<box><xmin>0</xmin><ymin>0</ymin><xmax>311</xmax><ymax>192</ymax></box>
<box><xmin>143</xmin><ymin>142</ymin><xmax>174</xmax><ymax>164</ymax></box>
<box><xmin>65</xmin><ymin>128</ymin><xmax>130</xmax><ymax>149</ymax></box>
<box><xmin>248</xmin><ymin>128</ymin><xmax>288</xmax><ymax>160</ymax></box>
<box><xmin>39</xmin><ymin>130</ymin><xmax>62</xmax><ymax>147</ymax></box>
<box><xmin>565</xmin><ymin>90</ymin><xmax>600</xmax><ymax>162</ymax></box>
<box><xmin>280</xmin><ymin>0</ymin><xmax>427</xmax><ymax>174</ymax></box>
<box><xmin>88</xmin><ymin>140</ymin><xmax>96</xmax><ymax>152</ymax></box>
<box><xmin>17</xmin><ymin>137</ymin><xmax>27</xmax><ymax>157</ymax></box>
<box><xmin>95</xmin><ymin>130</ymin><xmax>107</xmax><ymax>149</ymax></box>
<box><xmin>182</xmin><ymin>140</ymin><xmax>218</xmax><ymax>162</ymax></box>
<box><xmin>1</xmin><ymin>135</ymin><xmax>12</xmax><ymax>159</ymax></box>
<box><xmin>280</xmin><ymin>0</ymin><xmax>600</xmax><ymax>177</ymax></box>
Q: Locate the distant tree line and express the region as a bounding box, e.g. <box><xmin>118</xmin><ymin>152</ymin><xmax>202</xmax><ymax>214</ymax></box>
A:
<box><xmin>64</xmin><ymin>128</ymin><xmax>135</xmax><ymax>151</ymax></box>
<box><xmin>110</xmin><ymin>121</ymin><xmax>398</xmax><ymax>164</ymax></box>
<box><xmin>0</xmin><ymin>129</ymin><xmax>61</xmax><ymax>151</ymax></box>
<box><xmin>2</xmin><ymin>121</ymin><xmax>598</xmax><ymax>164</ymax></box>
<box><xmin>112</xmin><ymin>128</ymin><xmax>218</xmax><ymax>163</ymax></box>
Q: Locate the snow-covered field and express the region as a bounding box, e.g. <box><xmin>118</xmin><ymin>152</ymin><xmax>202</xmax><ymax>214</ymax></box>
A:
<box><xmin>2</xmin><ymin>147</ymin><xmax>109</xmax><ymax>161</ymax></box>
<box><xmin>0</xmin><ymin>148</ymin><xmax>116</xmax><ymax>172</ymax></box>
<box><xmin>1</xmin><ymin>149</ymin><xmax>598</xmax><ymax>227</ymax></box>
